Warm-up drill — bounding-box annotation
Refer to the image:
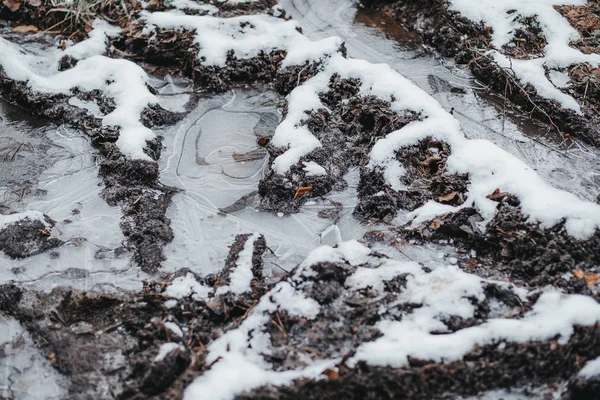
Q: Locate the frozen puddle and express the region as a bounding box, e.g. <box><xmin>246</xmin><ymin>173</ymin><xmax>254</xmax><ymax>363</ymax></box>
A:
<box><xmin>160</xmin><ymin>90</ymin><xmax>371</xmax><ymax>275</ymax></box>
<box><xmin>0</xmin><ymin>316</ymin><xmax>68</xmax><ymax>399</ymax></box>
<box><xmin>0</xmin><ymin>101</ymin><xmax>135</xmax><ymax>292</ymax></box>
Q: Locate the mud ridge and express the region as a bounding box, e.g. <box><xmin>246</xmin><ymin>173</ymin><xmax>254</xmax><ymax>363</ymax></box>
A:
<box><xmin>403</xmin><ymin>193</ymin><xmax>600</xmax><ymax>298</ymax></box>
<box><xmin>360</xmin><ymin>0</ymin><xmax>600</xmax><ymax>147</ymax></box>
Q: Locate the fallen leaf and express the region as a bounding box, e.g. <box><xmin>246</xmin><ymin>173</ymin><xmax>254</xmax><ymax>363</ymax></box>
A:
<box><xmin>430</xmin><ymin>219</ymin><xmax>442</xmax><ymax>230</ymax></box>
<box><xmin>48</xmin><ymin>352</ymin><xmax>56</xmax><ymax>364</ymax></box>
<box><xmin>39</xmin><ymin>229</ymin><xmax>51</xmax><ymax>237</ymax></box>
<box><xmin>486</xmin><ymin>188</ymin><xmax>509</xmax><ymax>201</ymax></box>
<box><xmin>2</xmin><ymin>0</ymin><xmax>20</xmax><ymax>11</ymax></box>
<box><xmin>572</xmin><ymin>270</ymin><xmax>599</xmax><ymax>286</ymax></box>
<box><xmin>438</xmin><ymin>191</ymin><xmax>462</xmax><ymax>203</ymax></box>
<box><xmin>294</xmin><ymin>186</ymin><xmax>313</xmax><ymax>198</ymax></box>
<box><xmin>321</xmin><ymin>368</ymin><xmax>339</xmax><ymax>380</ymax></box>
<box><xmin>12</xmin><ymin>25</ymin><xmax>38</xmax><ymax>33</ymax></box>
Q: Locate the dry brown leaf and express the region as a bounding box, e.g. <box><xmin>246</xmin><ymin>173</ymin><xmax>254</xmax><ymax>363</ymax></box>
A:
<box><xmin>438</xmin><ymin>191</ymin><xmax>459</xmax><ymax>203</ymax></box>
<box><xmin>294</xmin><ymin>186</ymin><xmax>313</xmax><ymax>198</ymax></box>
<box><xmin>39</xmin><ymin>229</ymin><xmax>51</xmax><ymax>237</ymax></box>
<box><xmin>2</xmin><ymin>0</ymin><xmax>21</xmax><ymax>11</ymax></box>
<box><xmin>321</xmin><ymin>368</ymin><xmax>339</xmax><ymax>380</ymax></box>
<box><xmin>572</xmin><ymin>270</ymin><xmax>599</xmax><ymax>286</ymax></box>
<box><xmin>486</xmin><ymin>188</ymin><xmax>509</xmax><ymax>201</ymax></box>
<box><xmin>430</xmin><ymin>219</ymin><xmax>442</xmax><ymax>230</ymax></box>
<box><xmin>12</xmin><ymin>25</ymin><xmax>38</xmax><ymax>33</ymax></box>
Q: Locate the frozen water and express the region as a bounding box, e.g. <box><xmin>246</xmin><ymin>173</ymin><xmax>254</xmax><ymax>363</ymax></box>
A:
<box><xmin>158</xmin><ymin>90</ymin><xmax>373</xmax><ymax>276</ymax></box>
<box><xmin>0</xmin><ymin>316</ymin><xmax>68</xmax><ymax>400</ymax></box>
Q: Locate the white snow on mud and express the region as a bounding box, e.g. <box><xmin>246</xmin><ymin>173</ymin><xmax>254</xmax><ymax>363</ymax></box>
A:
<box><xmin>449</xmin><ymin>0</ymin><xmax>600</xmax><ymax>112</ymax></box>
<box><xmin>1</xmin><ymin>1</ymin><xmax>600</xmax><ymax>399</ymax></box>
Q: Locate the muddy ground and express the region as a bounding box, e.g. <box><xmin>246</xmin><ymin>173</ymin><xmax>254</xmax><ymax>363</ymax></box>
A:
<box><xmin>0</xmin><ymin>0</ymin><xmax>599</xmax><ymax>399</ymax></box>
<box><xmin>360</xmin><ymin>0</ymin><xmax>600</xmax><ymax>148</ymax></box>
<box><xmin>2</xmin><ymin>233</ymin><xmax>599</xmax><ymax>399</ymax></box>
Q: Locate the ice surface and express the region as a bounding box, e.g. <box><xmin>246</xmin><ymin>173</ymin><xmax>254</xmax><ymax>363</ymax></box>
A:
<box><xmin>0</xmin><ymin>316</ymin><xmax>68</xmax><ymax>400</ymax></box>
<box><xmin>158</xmin><ymin>90</ymin><xmax>371</xmax><ymax>276</ymax></box>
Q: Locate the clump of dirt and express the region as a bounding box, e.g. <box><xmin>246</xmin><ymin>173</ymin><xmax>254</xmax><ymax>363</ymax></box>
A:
<box><xmin>361</xmin><ymin>0</ymin><xmax>600</xmax><ymax>147</ymax></box>
<box><xmin>354</xmin><ymin>139</ymin><xmax>469</xmax><ymax>222</ymax></box>
<box><xmin>0</xmin><ymin>215</ymin><xmax>63</xmax><ymax>258</ymax></box>
<box><xmin>260</xmin><ymin>75</ymin><xmax>419</xmax><ymax>213</ymax></box>
<box><xmin>404</xmin><ymin>192</ymin><xmax>600</xmax><ymax>297</ymax></box>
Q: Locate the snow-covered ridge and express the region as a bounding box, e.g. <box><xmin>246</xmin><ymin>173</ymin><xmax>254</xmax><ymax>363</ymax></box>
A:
<box><xmin>268</xmin><ymin>51</ymin><xmax>600</xmax><ymax>238</ymax></box>
<box><xmin>142</xmin><ymin>10</ymin><xmax>342</xmax><ymax>67</ymax></box>
<box><xmin>448</xmin><ymin>0</ymin><xmax>600</xmax><ymax>112</ymax></box>
<box><xmin>0</xmin><ymin>22</ymin><xmax>158</xmax><ymax>160</ymax></box>
<box><xmin>182</xmin><ymin>240</ymin><xmax>600</xmax><ymax>400</ymax></box>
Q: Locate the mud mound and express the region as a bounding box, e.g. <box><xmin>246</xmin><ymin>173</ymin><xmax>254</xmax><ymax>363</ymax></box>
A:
<box><xmin>0</xmin><ymin>215</ymin><xmax>62</xmax><ymax>258</ymax></box>
<box><xmin>260</xmin><ymin>76</ymin><xmax>419</xmax><ymax>213</ymax></box>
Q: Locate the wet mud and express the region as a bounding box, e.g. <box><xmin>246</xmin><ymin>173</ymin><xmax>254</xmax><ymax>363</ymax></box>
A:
<box><xmin>260</xmin><ymin>76</ymin><xmax>419</xmax><ymax>213</ymax></box>
<box><xmin>0</xmin><ymin>216</ymin><xmax>63</xmax><ymax>258</ymax></box>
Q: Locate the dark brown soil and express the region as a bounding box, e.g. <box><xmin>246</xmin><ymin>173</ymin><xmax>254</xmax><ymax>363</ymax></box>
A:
<box><xmin>360</xmin><ymin>0</ymin><xmax>600</xmax><ymax>147</ymax></box>
<box><xmin>0</xmin><ymin>215</ymin><xmax>63</xmax><ymax>258</ymax></box>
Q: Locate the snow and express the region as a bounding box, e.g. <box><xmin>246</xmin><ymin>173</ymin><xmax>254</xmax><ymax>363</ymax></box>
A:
<box><xmin>164</xmin><ymin>273</ymin><xmax>211</xmax><ymax>300</ymax></box>
<box><xmin>350</xmin><ymin>289</ymin><xmax>600</xmax><ymax>368</ymax></box>
<box><xmin>164</xmin><ymin>322</ymin><xmax>184</xmax><ymax>337</ymax></box>
<box><xmin>0</xmin><ymin>211</ymin><xmax>49</xmax><ymax>230</ymax></box>
<box><xmin>154</xmin><ymin>342</ymin><xmax>185</xmax><ymax>362</ymax></box>
<box><xmin>266</xmin><ymin>51</ymin><xmax>600</xmax><ymax>238</ymax></box>
<box><xmin>579</xmin><ymin>356</ymin><xmax>600</xmax><ymax>378</ymax></box>
<box><xmin>448</xmin><ymin>0</ymin><xmax>600</xmax><ymax>112</ymax></box>
<box><xmin>183</xmin><ymin>240</ymin><xmax>600</xmax><ymax>399</ymax></box>
<box><xmin>0</xmin><ymin>38</ymin><xmax>158</xmax><ymax>160</ymax></box>
<box><xmin>215</xmin><ymin>234</ymin><xmax>257</xmax><ymax>295</ymax></box>
<box><xmin>183</xmin><ymin>251</ymin><xmax>330</xmax><ymax>400</ymax></box>
<box><xmin>142</xmin><ymin>10</ymin><xmax>341</xmax><ymax>67</ymax></box>
<box><xmin>63</xmin><ymin>19</ymin><xmax>121</xmax><ymax>60</ymax></box>
<box><xmin>302</xmin><ymin>161</ymin><xmax>327</xmax><ymax>176</ymax></box>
